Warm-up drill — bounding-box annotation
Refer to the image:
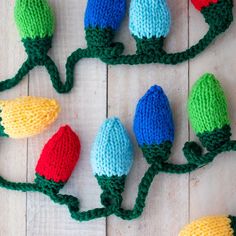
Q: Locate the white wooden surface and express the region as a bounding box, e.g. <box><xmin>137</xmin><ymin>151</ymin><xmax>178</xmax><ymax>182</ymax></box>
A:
<box><xmin>0</xmin><ymin>0</ymin><xmax>235</xmax><ymax>235</ymax></box>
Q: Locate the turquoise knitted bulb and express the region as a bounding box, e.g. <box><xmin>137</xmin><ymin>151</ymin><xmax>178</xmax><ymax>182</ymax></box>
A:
<box><xmin>90</xmin><ymin>117</ymin><xmax>133</xmax><ymax>177</ymax></box>
<box><xmin>129</xmin><ymin>0</ymin><xmax>171</xmax><ymax>39</ymax></box>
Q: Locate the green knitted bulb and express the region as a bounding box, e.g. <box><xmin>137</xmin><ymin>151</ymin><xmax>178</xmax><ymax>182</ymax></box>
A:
<box><xmin>188</xmin><ymin>73</ymin><xmax>231</xmax><ymax>151</ymax></box>
<box><xmin>14</xmin><ymin>0</ymin><xmax>55</xmax><ymax>40</ymax></box>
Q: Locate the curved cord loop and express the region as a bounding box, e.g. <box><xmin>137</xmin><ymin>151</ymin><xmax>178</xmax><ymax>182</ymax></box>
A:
<box><xmin>115</xmin><ymin>163</ymin><xmax>159</xmax><ymax>220</ymax></box>
<box><xmin>0</xmin><ymin>58</ymin><xmax>35</xmax><ymax>92</ymax></box>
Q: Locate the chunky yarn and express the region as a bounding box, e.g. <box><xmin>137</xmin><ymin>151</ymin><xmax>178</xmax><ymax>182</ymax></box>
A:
<box><xmin>90</xmin><ymin>117</ymin><xmax>133</xmax><ymax>177</ymax></box>
<box><xmin>14</xmin><ymin>0</ymin><xmax>55</xmax><ymax>40</ymax></box>
<box><xmin>84</xmin><ymin>0</ymin><xmax>126</xmax><ymax>31</ymax></box>
<box><xmin>0</xmin><ymin>96</ymin><xmax>60</xmax><ymax>139</ymax></box>
<box><xmin>134</xmin><ymin>85</ymin><xmax>174</xmax><ymax>146</ymax></box>
<box><xmin>129</xmin><ymin>0</ymin><xmax>171</xmax><ymax>39</ymax></box>
<box><xmin>191</xmin><ymin>0</ymin><xmax>218</xmax><ymax>11</ymax></box>
<box><xmin>35</xmin><ymin>125</ymin><xmax>81</xmax><ymax>184</ymax></box>
<box><xmin>188</xmin><ymin>73</ymin><xmax>231</xmax><ymax>151</ymax></box>
<box><xmin>179</xmin><ymin>216</ymin><xmax>236</xmax><ymax>236</ymax></box>
<box><xmin>188</xmin><ymin>73</ymin><xmax>230</xmax><ymax>134</ymax></box>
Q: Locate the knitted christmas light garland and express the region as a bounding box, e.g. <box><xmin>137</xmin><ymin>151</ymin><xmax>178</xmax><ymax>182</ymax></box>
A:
<box><xmin>0</xmin><ymin>0</ymin><xmax>233</xmax><ymax>93</ymax></box>
<box><xmin>1</xmin><ymin>73</ymin><xmax>236</xmax><ymax>235</ymax></box>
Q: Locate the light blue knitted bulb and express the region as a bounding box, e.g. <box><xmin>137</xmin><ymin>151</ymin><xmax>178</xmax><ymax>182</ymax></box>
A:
<box><xmin>129</xmin><ymin>0</ymin><xmax>171</xmax><ymax>39</ymax></box>
<box><xmin>91</xmin><ymin>117</ymin><xmax>133</xmax><ymax>177</ymax></box>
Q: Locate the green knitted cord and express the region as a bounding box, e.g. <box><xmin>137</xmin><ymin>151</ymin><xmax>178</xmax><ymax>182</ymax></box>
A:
<box><xmin>188</xmin><ymin>73</ymin><xmax>230</xmax><ymax>134</ymax></box>
<box><xmin>14</xmin><ymin>0</ymin><xmax>55</xmax><ymax>39</ymax></box>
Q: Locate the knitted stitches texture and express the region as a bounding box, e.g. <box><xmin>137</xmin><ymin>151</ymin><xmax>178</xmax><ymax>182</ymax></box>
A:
<box><xmin>188</xmin><ymin>73</ymin><xmax>230</xmax><ymax>134</ymax></box>
<box><xmin>3</xmin><ymin>74</ymin><xmax>236</xmax><ymax>224</ymax></box>
<box><xmin>35</xmin><ymin>126</ymin><xmax>81</xmax><ymax>183</ymax></box>
<box><xmin>15</xmin><ymin>0</ymin><xmax>55</xmax><ymax>39</ymax></box>
<box><xmin>0</xmin><ymin>0</ymin><xmax>232</xmax><ymax>94</ymax></box>
<box><xmin>90</xmin><ymin>117</ymin><xmax>133</xmax><ymax>177</ymax></box>
<box><xmin>192</xmin><ymin>0</ymin><xmax>218</xmax><ymax>11</ymax></box>
<box><xmin>0</xmin><ymin>96</ymin><xmax>60</xmax><ymax>139</ymax></box>
<box><xmin>84</xmin><ymin>0</ymin><xmax>126</xmax><ymax>31</ymax></box>
<box><xmin>129</xmin><ymin>0</ymin><xmax>171</xmax><ymax>39</ymax></box>
<box><xmin>134</xmin><ymin>85</ymin><xmax>174</xmax><ymax>146</ymax></box>
<box><xmin>179</xmin><ymin>216</ymin><xmax>234</xmax><ymax>235</ymax></box>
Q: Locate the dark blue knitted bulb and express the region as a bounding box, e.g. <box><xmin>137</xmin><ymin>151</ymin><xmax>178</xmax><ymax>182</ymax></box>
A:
<box><xmin>84</xmin><ymin>0</ymin><xmax>126</xmax><ymax>31</ymax></box>
<box><xmin>133</xmin><ymin>85</ymin><xmax>174</xmax><ymax>146</ymax></box>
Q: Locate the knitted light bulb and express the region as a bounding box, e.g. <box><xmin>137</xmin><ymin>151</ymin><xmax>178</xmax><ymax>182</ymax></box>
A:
<box><xmin>179</xmin><ymin>216</ymin><xmax>236</xmax><ymax>236</ymax></box>
<box><xmin>91</xmin><ymin>117</ymin><xmax>133</xmax><ymax>208</ymax></box>
<box><xmin>35</xmin><ymin>125</ymin><xmax>81</xmax><ymax>191</ymax></box>
<box><xmin>129</xmin><ymin>0</ymin><xmax>171</xmax><ymax>55</ymax></box>
<box><xmin>188</xmin><ymin>73</ymin><xmax>231</xmax><ymax>151</ymax></box>
<box><xmin>84</xmin><ymin>0</ymin><xmax>126</xmax><ymax>47</ymax></box>
<box><xmin>134</xmin><ymin>85</ymin><xmax>174</xmax><ymax>164</ymax></box>
<box><xmin>0</xmin><ymin>96</ymin><xmax>60</xmax><ymax>139</ymax></box>
<box><xmin>15</xmin><ymin>0</ymin><xmax>55</xmax><ymax>40</ymax></box>
<box><xmin>191</xmin><ymin>0</ymin><xmax>233</xmax><ymax>34</ymax></box>
<box><xmin>14</xmin><ymin>0</ymin><xmax>55</xmax><ymax>60</ymax></box>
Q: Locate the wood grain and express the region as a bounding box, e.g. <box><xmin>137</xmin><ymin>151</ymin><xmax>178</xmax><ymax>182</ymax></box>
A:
<box><xmin>107</xmin><ymin>1</ymin><xmax>190</xmax><ymax>235</ymax></box>
<box><xmin>0</xmin><ymin>0</ymin><xmax>235</xmax><ymax>235</ymax></box>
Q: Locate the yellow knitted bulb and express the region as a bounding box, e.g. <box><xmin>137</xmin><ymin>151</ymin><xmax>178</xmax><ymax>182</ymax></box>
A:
<box><xmin>0</xmin><ymin>96</ymin><xmax>60</xmax><ymax>139</ymax></box>
<box><xmin>179</xmin><ymin>216</ymin><xmax>235</xmax><ymax>236</ymax></box>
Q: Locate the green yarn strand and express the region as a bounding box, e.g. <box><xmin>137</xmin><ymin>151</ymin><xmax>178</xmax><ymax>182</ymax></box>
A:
<box><xmin>0</xmin><ymin>58</ymin><xmax>34</xmax><ymax>92</ymax></box>
<box><xmin>115</xmin><ymin>163</ymin><xmax>159</xmax><ymax>220</ymax></box>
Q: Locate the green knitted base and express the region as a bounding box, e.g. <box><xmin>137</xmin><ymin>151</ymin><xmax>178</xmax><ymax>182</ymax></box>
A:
<box><xmin>134</xmin><ymin>36</ymin><xmax>166</xmax><ymax>56</ymax></box>
<box><xmin>22</xmin><ymin>36</ymin><xmax>52</xmax><ymax>64</ymax></box>
<box><xmin>229</xmin><ymin>215</ymin><xmax>236</xmax><ymax>235</ymax></box>
<box><xmin>34</xmin><ymin>174</ymin><xmax>65</xmax><ymax>193</ymax></box>
<box><xmin>141</xmin><ymin>141</ymin><xmax>172</xmax><ymax>165</ymax></box>
<box><xmin>0</xmin><ymin>110</ymin><xmax>8</xmax><ymax>138</ymax></box>
<box><xmin>202</xmin><ymin>0</ymin><xmax>233</xmax><ymax>34</ymax></box>
<box><xmin>197</xmin><ymin>124</ymin><xmax>231</xmax><ymax>151</ymax></box>
<box><xmin>96</xmin><ymin>175</ymin><xmax>125</xmax><ymax>208</ymax></box>
<box><xmin>85</xmin><ymin>27</ymin><xmax>114</xmax><ymax>47</ymax></box>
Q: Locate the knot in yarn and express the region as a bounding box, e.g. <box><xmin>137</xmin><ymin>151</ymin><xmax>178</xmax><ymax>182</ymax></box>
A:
<box><xmin>23</xmin><ymin>37</ymin><xmax>52</xmax><ymax>65</ymax></box>
<box><xmin>183</xmin><ymin>142</ymin><xmax>210</xmax><ymax>166</ymax></box>
<box><xmin>97</xmin><ymin>175</ymin><xmax>125</xmax><ymax>209</ymax></box>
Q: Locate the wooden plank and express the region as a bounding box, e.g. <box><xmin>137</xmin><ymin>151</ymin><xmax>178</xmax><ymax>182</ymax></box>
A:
<box><xmin>107</xmin><ymin>0</ymin><xmax>190</xmax><ymax>235</ymax></box>
<box><xmin>0</xmin><ymin>1</ymin><xmax>28</xmax><ymax>236</ymax></box>
<box><xmin>26</xmin><ymin>1</ymin><xmax>106</xmax><ymax>235</ymax></box>
<box><xmin>189</xmin><ymin>2</ymin><xmax>236</xmax><ymax>222</ymax></box>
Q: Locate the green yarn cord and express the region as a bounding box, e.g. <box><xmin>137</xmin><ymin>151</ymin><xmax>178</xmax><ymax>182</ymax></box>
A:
<box><xmin>14</xmin><ymin>0</ymin><xmax>55</xmax><ymax>40</ymax></box>
<box><xmin>188</xmin><ymin>73</ymin><xmax>230</xmax><ymax>134</ymax></box>
<box><xmin>0</xmin><ymin>139</ymin><xmax>236</xmax><ymax>221</ymax></box>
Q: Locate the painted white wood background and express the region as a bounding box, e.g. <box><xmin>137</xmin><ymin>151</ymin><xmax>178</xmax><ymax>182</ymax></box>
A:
<box><xmin>0</xmin><ymin>0</ymin><xmax>236</xmax><ymax>235</ymax></box>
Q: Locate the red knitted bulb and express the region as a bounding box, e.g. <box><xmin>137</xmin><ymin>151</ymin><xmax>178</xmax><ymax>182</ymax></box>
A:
<box><xmin>191</xmin><ymin>0</ymin><xmax>218</xmax><ymax>10</ymax></box>
<box><xmin>35</xmin><ymin>125</ymin><xmax>81</xmax><ymax>183</ymax></box>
